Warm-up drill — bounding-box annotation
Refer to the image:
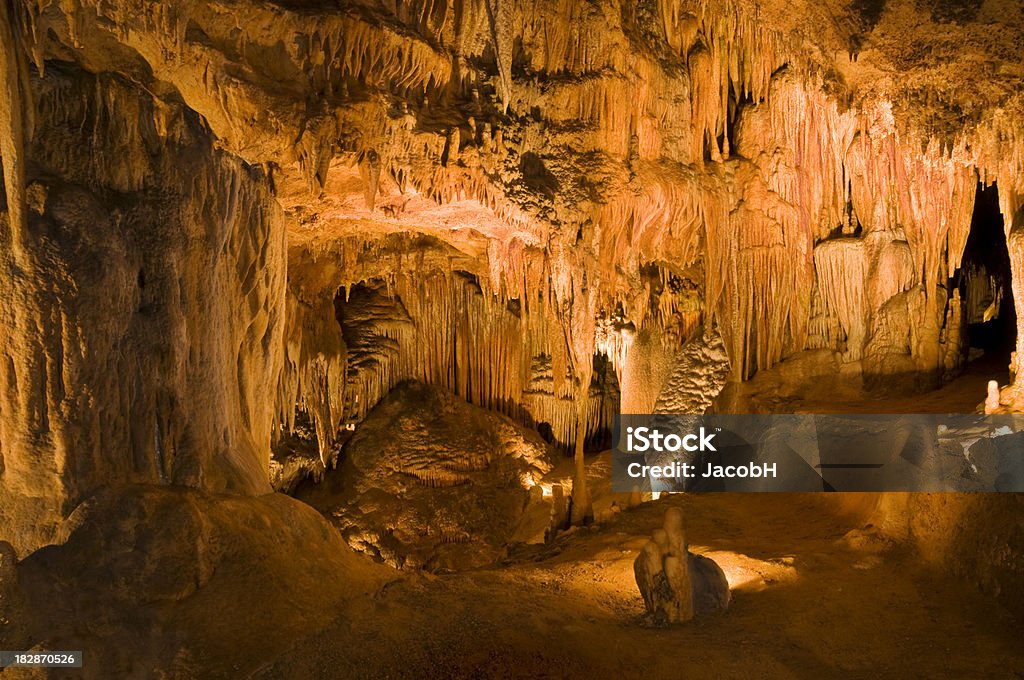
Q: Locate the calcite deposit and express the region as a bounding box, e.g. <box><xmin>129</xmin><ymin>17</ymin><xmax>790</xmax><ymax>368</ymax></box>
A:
<box><xmin>298</xmin><ymin>381</ymin><xmax>558</xmax><ymax>570</ymax></box>
<box><xmin>0</xmin><ymin>0</ymin><xmax>1023</xmax><ymax>675</ymax></box>
<box><xmin>634</xmin><ymin>507</ymin><xmax>730</xmax><ymax>623</ymax></box>
<box><xmin>1</xmin><ymin>0</ymin><xmax>1023</xmax><ymax>539</ymax></box>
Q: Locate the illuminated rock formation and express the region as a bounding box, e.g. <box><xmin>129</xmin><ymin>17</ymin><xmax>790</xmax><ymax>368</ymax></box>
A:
<box><xmin>634</xmin><ymin>507</ymin><xmax>730</xmax><ymax>623</ymax></box>
<box><xmin>0</xmin><ymin>0</ymin><xmax>1021</xmax><ymax>664</ymax></box>
<box><xmin>303</xmin><ymin>381</ymin><xmax>556</xmax><ymax>571</ymax></box>
<box><xmin>0</xmin><ymin>2</ymin><xmax>1020</xmax><ymax>517</ymax></box>
<box><xmin>0</xmin><ymin>66</ymin><xmax>285</xmax><ymax>554</ymax></box>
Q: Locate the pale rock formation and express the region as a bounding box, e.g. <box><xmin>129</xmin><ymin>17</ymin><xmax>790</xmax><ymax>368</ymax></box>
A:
<box><xmin>814</xmin><ymin>238</ymin><xmax>869</xmax><ymax>361</ymax></box>
<box><xmin>654</xmin><ymin>324</ymin><xmax>731</xmax><ymax>414</ymax></box>
<box><xmin>963</xmin><ymin>263</ymin><xmax>1003</xmax><ymax>325</ymax></box>
<box><xmin>1005</xmin><ymin>228</ymin><xmax>1024</xmax><ymax>407</ymax></box>
<box><xmin>634</xmin><ymin>507</ymin><xmax>730</xmax><ymax>624</ymax></box>
<box><xmin>279</xmin><ymin>295</ymin><xmax>348</xmax><ymax>466</ymax></box>
<box><xmin>620</xmin><ymin>328</ymin><xmax>679</xmax><ymax>415</ymax></box>
<box><xmin>985</xmin><ymin>380</ymin><xmax>1001</xmax><ymax>415</ymax></box>
<box><xmin>619</xmin><ymin>323</ymin><xmax>728</xmax><ymax>425</ymax></box>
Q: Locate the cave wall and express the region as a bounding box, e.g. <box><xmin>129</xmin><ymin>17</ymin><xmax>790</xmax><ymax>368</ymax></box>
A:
<box><xmin>0</xmin><ymin>66</ymin><xmax>285</xmax><ymax>554</ymax></box>
<box><xmin>873</xmin><ymin>493</ymin><xmax>1024</xmax><ymax>619</ymax></box>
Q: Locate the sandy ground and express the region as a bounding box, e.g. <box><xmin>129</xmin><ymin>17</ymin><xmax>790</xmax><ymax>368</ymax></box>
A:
<box><xmin>252</xmin><ymin>491</ymin><xmax>1024</xmax><ymax>679</ymax></box>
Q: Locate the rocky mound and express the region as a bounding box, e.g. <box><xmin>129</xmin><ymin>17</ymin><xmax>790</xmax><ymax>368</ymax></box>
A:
<box><xmin>303</xmin><ymin>382</ymin><xmax>558</xmax><ymax>571</ymax></box>
<box><xmin>9</xmin><ymin>485</ymin><xmax>387</xmax><ymax>678</ymax></box>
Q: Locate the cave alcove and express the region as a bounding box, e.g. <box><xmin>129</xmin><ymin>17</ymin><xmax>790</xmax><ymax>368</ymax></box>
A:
<box><xmin>958</xmin><ymin>182</ymin><xmax>1016</xmax><ymax>379</ymax></box>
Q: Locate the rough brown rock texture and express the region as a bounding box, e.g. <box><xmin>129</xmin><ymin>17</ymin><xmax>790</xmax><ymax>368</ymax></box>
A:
<box><xmin>11</xmin><ymin>485</ymin><xmax>387</xmax><ymax>678</ymax></box>
<box><xmin>0</xmin><ymin>540</ymin><xmax>27</xmax><ymax>650</ymax></box>
<box><xmin>298</xmin><ymin>381</ymin><xmax>557</xmax><ymax>571</ymax></box>
<box><xmin>874</xmin><ymin>492</ymin><xmax>1024</xmax><ymax>620</ymax></box>
<box><xmin>0</xmin><ymin>66</ymin><xmax>285</xmax><ymax>554</ymax></box>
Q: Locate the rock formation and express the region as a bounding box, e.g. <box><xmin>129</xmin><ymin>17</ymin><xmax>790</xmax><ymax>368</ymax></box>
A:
<box><xmin>0</xmin><ymin>540</ymin><xmax>27</xmax><ymax>650</ymax></box>
<box><xmin>1</xmin><ymin>66</ymin><xmax>285</xmax><ymax>554</ymax></box>
<box><xmin>300</xmin><ymin>381</ymin><xmax>559</xmax><ymax>571</ymax></box>
<box><xmin>10</xmin><ymin>485</ymin><xmax>388</xmax><ymax>676</ymax></box>
<box><xmin>634</xmin><ymin>507</ymin><xmax>730</xmax><ymax>623</ymax></box>
<box><xmin>0</xmin><ymin>0</ymin><xmax>1021</xmax><ymax>673</ymax></box>
<box><xmin>0</xmin><ymin>0</ymin><xmax>1022</xmax><ymax>552</ymax></box>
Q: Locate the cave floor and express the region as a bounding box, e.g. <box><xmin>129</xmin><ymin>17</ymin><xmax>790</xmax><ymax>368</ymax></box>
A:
<box><xmin>802</xmin><ymin>355</ymin><xmax>1011</xmax><ymax>414</ymax></box>
<box><xmin>738</xmin><ymin>352</ymin><xmax>1013</xmax><ymax>415</ymax></box>
<box><xmin>253</xmin><ymin>492</ymin><xmax>1024</xmax><ymax>679</ymax></box>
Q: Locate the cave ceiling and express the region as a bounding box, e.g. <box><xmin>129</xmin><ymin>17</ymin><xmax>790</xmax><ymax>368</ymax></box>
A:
<box><xmin>21</xmin><ymin>0</ymin><xmax>1024</xmax><ymax>268</ymax></box>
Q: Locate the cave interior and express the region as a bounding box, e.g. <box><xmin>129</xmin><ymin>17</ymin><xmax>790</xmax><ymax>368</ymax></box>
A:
<box><xmin>1</xmin><ymin>0</ymin><xmax>1024</xmax><ymax>677</ymax></box>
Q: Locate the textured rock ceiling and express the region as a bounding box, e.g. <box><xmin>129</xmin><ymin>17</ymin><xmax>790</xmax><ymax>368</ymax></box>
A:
<box><xmin>20</xmin><ymin>0</ymin><xmax>1024</xmax><ymax>249</ymax></box>
<box><xmin>3</xmin><ymin>0</ymin><xmax>1024</xmax><ymax>551</ymax></box>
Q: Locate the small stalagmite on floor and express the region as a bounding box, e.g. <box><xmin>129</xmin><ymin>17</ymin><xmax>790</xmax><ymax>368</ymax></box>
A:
<box><xmin>634</xmin><ymin>507</ymin><xmax>730</xmax><ymax>624</ymax></box>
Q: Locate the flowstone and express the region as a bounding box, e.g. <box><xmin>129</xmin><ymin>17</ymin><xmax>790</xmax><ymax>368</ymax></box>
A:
<box><xmin>634</xmin><ymin>507</ymin><xmax>730</xmax><ymax>624</ymax></box>
<box><xmin>305</xmin><ymin>382</ymin><xmax>559</xmax><ymax>571</ymax></box>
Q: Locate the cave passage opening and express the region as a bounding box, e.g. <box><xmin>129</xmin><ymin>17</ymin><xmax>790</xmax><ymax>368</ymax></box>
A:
<box><xmin>958</xmin><ymin>182</ymin><xmax>1016</xmax><ymax>375</ymax></box>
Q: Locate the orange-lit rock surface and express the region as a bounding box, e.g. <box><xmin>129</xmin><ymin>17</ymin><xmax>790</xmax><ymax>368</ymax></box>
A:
<box><xmin>0</xmin><ymin>0</ymin><xmax>1023</xmax><ymax>676</ymax></box>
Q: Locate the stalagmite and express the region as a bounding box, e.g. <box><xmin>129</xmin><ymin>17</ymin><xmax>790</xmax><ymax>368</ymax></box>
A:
<box><xmin>985</xmin><ymin>380</ymin><xmax>1000</xmax><ymax>414</ymax></box>
<box><xmin>634</xmin><ymin>507</ymin><xmax>730</xmax><ymax>624</ymax></box>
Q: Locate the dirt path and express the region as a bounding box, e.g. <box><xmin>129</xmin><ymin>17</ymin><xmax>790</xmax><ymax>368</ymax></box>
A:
<box><xmin>255</xmin><ymin>493</ymin><xmax>1024</xmax><ymax>679</ymax></box>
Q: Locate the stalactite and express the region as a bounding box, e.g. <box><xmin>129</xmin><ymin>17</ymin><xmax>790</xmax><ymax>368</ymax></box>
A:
<box><xmin>0</xmin><ymin>0</ymin><xmax>31</xmax><ymax>262</ymax></box>
<box><xmin>283</xmin><ymin>236</ymin><xmax>623</xmax><ymax>455</ymax></box>
<box><xmin>21</xmin><ymin>0</ymin><xmax>1024</xmax><ymax>427</ymax></box>
<box><xmin>483</xmin><ymin>0</ymin><xmax>512</xmax><ymax>113</ymax></box>
<box><xmin>961</xmin><ymin>263</ymin><xmax>1000</xmax><ymax>325</ymax></box>
<box><xmin>814</xmin><ymin>239</ymin><xmax>869</xmax><ymax>361</ymax></box>
<box><xmin>278</xmin><ymin>296</ymin><xmax>347</xmax><ymax>465</ymax></box>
